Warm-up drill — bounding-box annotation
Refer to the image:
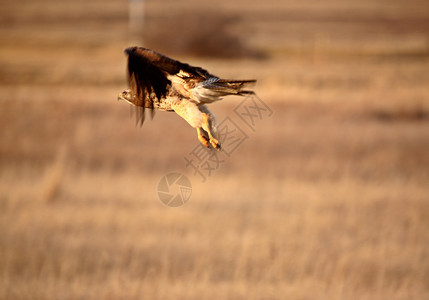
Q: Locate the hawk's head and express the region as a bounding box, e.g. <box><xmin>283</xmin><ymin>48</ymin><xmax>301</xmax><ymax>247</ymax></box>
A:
<box><xmin>117</xmin><ymin>89</ymin><xmax>136</xmax><ymax>106</ymax></box>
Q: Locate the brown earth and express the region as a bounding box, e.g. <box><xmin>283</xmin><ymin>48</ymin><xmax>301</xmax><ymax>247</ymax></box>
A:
<box><xmin>1</xmin><ymin>0</ymin><xmax>428</xmax><ymax>299</ymax></box>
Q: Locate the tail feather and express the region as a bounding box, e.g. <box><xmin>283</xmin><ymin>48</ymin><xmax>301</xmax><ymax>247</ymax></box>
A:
<box><xmin>203</xmin><ymin>79</ymin><xmax>256</xmax><ymax>95</ymax></box>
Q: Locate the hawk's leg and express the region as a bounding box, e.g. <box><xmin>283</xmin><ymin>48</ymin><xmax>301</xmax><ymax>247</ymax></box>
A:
<box><xmin>196</xmin><ymin>128</ymin><xmax>210</xmax><ymax>148</ymax></box>
<box><xmin>172</xmin><ymin>101</ymin><xmax>213</xmax><ymax>149</ymax></box>
<box><xmin>202</xmin><ymin>114</ymin><xmax>221</xmax><ymax>150</ymax></box>
<box><xmin>199</xmin><ymin>105</ymin><xmax>221</xmax><ymax>150</ymax></box>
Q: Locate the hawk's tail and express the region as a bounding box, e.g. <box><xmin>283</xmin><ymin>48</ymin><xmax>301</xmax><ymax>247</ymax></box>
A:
<box><xmin>203</xmin><ymin>79</ymin><xmax>256</xmax><ymax>96</ymax></box>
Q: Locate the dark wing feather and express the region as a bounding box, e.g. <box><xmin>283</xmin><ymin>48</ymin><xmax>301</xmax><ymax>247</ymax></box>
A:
<box><xmin>125</xmin><ymin>46</ymin><xmax>212</xmax><ymax>124</ymax></box>
<box><xmin>128</xmin><ymin>47</ymin><xmax>212</xmax><ymax>79</ymax></box>
<box><xmin>126</xmin><ymin>47</ymin><xmax>171</xmax><ymax>109</ymax></box>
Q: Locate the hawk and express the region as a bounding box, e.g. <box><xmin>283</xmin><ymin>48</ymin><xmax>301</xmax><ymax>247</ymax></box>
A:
<box><xmin>118</xmin><ymin>47</ymin><xmax>256</xmax><ymax>150</ymax></box>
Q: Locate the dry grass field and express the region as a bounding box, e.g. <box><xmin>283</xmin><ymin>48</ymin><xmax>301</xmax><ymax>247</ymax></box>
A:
<box><xmin>1</xmin><ymin>0</ymin><xmax>429</xmax><ymax>299</ymax></box>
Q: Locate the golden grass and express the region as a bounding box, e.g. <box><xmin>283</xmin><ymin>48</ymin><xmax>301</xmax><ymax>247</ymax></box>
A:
<box><xmin>1</xmin><ymin>0</ymin><xmax>429</xmax><ymax>299</ymax></box>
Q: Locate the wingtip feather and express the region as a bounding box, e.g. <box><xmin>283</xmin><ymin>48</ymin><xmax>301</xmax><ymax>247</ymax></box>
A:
<box><xmin>124</xmin><ymin>46</ymin><xmax>136</xmax><ymax>55</ymax></box>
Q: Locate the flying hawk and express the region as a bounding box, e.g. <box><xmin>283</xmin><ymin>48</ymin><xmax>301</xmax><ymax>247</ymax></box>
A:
<box><xmin>118</xmin><ymin>47</ymin><xmax>256</xmax><ymax>150</ymax></box>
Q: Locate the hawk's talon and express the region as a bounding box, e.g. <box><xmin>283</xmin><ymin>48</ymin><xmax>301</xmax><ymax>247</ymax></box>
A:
<box><xmin>210</xmin><ymin>139</ymin><xmax>221</xmax><ymax>151</ymax></box>
<box><xmin>198</xmin><ymin>135</ymin><xmax>211</xmax><ymax>148</ymax></box>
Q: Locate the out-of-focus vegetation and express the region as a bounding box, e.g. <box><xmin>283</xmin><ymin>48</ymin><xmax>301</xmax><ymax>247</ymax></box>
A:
<box><xmin>1</xmin><ymin>0</ymin><xmax>428</xmax><ymax>299</ymax></box>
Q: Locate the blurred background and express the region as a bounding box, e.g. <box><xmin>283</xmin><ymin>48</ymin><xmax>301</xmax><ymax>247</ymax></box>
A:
<box><xmin>1</xmin><ymin>0</ymin><xmax>428</xmax><ymax>299</ymax></box>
